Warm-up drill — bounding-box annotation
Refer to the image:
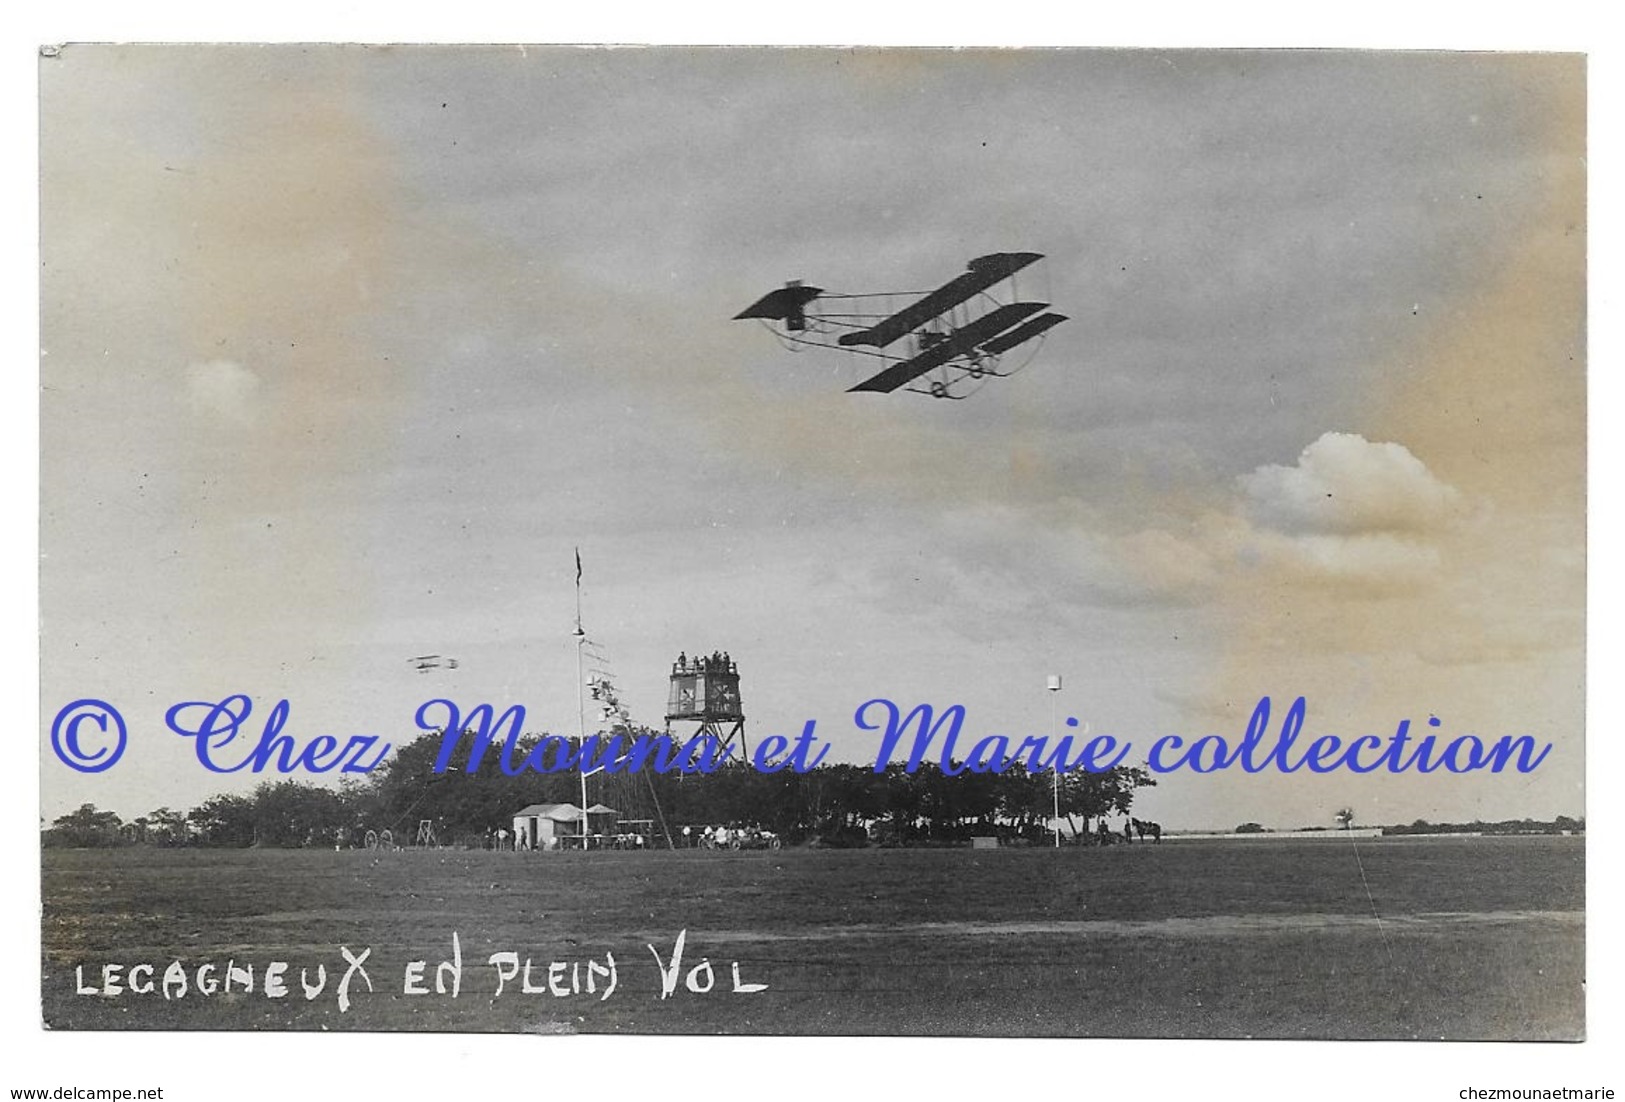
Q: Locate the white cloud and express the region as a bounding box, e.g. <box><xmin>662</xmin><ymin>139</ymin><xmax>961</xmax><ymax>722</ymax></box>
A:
<box><xmin>185</xmin><ymin>359</ymin><xmax>262</xmax><ymax>425</ymax></box>
<box><xmin>1239</xmin><ymin>431</ymin><xmax>1464</xmax><ymax>536</ymax></box>
<box><xmin>1114</xmin><ymin>432</ymin><xmax>1465</xmax><ymax>598</ymax></box>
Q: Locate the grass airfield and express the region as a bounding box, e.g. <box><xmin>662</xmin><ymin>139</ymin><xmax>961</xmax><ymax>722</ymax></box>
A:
<box><xmin>41</xmin><ymin>836</ymin><xmax>1583</xmax><ymax>1039</ymax></box>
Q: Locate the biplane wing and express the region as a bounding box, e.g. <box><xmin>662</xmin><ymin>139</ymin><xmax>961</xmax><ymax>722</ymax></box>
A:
<box><xmin>838</xmin><ymin>252</ymin><xmax>1043</xmax><ymax>349</ymax></box>
<box><xmin>977</xmin><ymin>312</ymin><xmax>1068</xmax><ymax>356</ymax></box>
<box><xmin>847</xmin><ymin>302</ymin><xmax>1049</xmax><ymax>393</ymax></box>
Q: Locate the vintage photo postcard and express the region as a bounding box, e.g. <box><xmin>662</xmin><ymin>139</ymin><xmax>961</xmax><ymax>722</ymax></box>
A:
<box><xmin>39</xmin><ymin>44</ymin><xmax>1585</xmax><ymax>1044</ymax></box>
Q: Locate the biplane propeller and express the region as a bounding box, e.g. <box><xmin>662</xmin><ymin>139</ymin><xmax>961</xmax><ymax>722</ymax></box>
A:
<box><xmin>735</xmin><ymin>252</ymin><xmax>1067</xmax><ymax>399</ymax></box>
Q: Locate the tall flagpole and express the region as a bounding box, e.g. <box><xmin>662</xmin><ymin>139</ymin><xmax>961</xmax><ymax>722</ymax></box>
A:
<box><xmin>574</xmin><ymin>548</ymin><xmax>588</xmax><ymax>849</ymax></box>
<box><xmin>1047</xmin><ymin>674</ymin><xmax>1062</xmax><ymax>848</ymax></box>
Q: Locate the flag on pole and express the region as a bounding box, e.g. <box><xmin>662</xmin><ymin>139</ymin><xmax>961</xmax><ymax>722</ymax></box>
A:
<box><xmin>576</xmin><ymin>548</ymin><xmax>582</xmax><ymax>586</ymax></box>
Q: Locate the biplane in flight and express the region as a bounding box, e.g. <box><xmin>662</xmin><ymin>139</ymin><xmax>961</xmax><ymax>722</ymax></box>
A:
<box><xmin>734</xmin><ymin>252</ymin><xmax>1066</xmax><ymax>399</ymax></box>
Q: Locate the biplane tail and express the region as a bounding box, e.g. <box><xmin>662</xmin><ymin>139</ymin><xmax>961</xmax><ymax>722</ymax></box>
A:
<box><xmin>733</xmin><ymin>281</ymin><xmax>824</xmax><ymax>332</ymax></box>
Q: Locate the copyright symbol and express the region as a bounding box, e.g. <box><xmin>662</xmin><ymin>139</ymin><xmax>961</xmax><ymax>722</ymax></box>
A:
<box><xmin>51</xmin><ymin>699</ymin><xmax>128</xmax><ymax>773</ymax></box>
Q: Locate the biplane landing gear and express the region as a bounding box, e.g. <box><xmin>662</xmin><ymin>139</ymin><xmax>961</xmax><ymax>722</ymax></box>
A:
<box><xmin>918</xmin><ymin>378</ymin><xmax>969</xmax><ymax>400</ymax></box>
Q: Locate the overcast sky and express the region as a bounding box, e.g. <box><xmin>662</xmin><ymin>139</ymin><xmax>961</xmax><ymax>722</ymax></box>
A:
<box><xmin>39</xmin><ymin>46</ymin><xmax>1585</xmax><ymax>829</ymax></box>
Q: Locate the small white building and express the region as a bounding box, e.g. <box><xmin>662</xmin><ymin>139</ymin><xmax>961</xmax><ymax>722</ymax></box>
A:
<box><xmin>512</xmin><ymin>803</ymin><xmax>584</xmax><ymax>850</ymax></box>
<box><xmin>512</xmin><ymin>803</ymin><xmax>622</xmax><ymax>850</ymax></box>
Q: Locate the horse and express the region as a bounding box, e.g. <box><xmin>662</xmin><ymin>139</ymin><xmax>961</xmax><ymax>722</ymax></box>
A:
<box><xmin>1132</xmin><ymin>818</ymin><xmax>1162</xmax><ymax>844</ymax></box>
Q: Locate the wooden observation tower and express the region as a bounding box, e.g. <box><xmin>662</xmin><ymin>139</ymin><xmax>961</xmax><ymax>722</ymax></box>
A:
<box><xmin>665</xmin><ymin>650</ymin><xmax>746</xmax><ymax>759</ymax></box>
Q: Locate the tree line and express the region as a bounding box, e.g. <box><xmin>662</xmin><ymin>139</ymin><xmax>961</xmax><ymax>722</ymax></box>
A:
<box><xmin>42</xmin><ymin>726</ymin><xmax>1158</xmax><ymax>849</ymax></box>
